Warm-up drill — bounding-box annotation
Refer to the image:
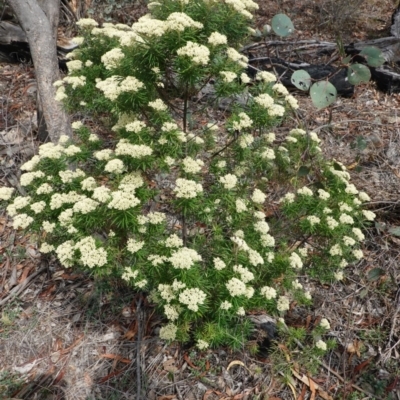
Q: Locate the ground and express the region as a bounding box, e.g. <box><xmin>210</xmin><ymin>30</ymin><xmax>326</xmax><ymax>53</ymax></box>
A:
<box><xmin>1</xmin><ymin>0</ymin><xmax>400</xmax><ymax>399</ymax></box>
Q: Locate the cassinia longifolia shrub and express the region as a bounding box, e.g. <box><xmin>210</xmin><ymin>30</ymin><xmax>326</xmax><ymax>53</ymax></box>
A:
<box><xmin>0</xmin><ymin>0</ymin><xmax>375</xmax><ymax>350</ymax></box>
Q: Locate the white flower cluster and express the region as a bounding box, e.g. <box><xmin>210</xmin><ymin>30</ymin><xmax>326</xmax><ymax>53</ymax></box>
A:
<box><xmin>208</xmin><ymin>31</ymin><xmax>228</xmax><ymax>46</ymax></box>
<box><xmin>219</xmin><ymin>173</ymin><xmax>237</xmax><ymax>189</ymax></box>
<box><xmin>96</xmin><ymin>76</ymin><xmax>144</xmax><ymax>100</ymax></box>
<box><xmin>316</xmin><ymin>340</ymin><xmax>327</xmax><ymax>351</ymax></box>
<box><xmin>125</xmin><ymin>120</ymin><xmax>146</xmax><ymax>133</ymax></box>
<box><xmin>277</xmin><ymin>295</ymin><xmax>290</xmax><ymax>312</ymax></box>
<box><xmin>66</xmin><ymin>60</ymin><xmax>82</xmax><ymax>71</ymax></box>
<box><xmin>220</xmin><ymin>71</ymin><xmax>237</xmax><ymax>83</ymax></box>
<box><xmin>289</xmin><ymin>252</ymin><xmax>303</xmax><ymax>269</ymax></box>
<box><xmin>226</xmin><ymin>277</ymin><xmax>247</xmax><ymax>297</ymax></box>
<box><xmin>7</xmin><ymin>196</ymin><xmax>31</xmax><ymax>216</ymax></box>
<box><xmin>56</xmin><ymin>240</ymin><xmax>75</xmax><ymax>267</ymax></box>
<box><xmin>318</xmin><ymin>189</ymin><xmax>330</xmax><ymax>200</ymax></box>
<box><xmin>20</xmin><ymin>171</ymin><xmax>45</xmax><ymax>187</ymax></box>
<box><xmin>75</xmin><ymin>236</ymin><xmax>108</xmax><ymax>268</ymax></box>
<box><xmin>236</xmin><ymin>198</ymin><xmax>247</xmax><ymax>212</ymax></box>
<box><xmin>238</xmin><ymin>133</ymin><xmax>254</xmax><ymax>148</ymax></box>
<box><xmin>182</xmin><ymin>157</ymin><xmax>204</xmax><ymax>174</ymax></box>
<box><xmin>148</xmin><ymin>99</ymin><xmax>168</xmax><ymax>111</ymax></box>
<box><xmin>174</xmin><ymin>178</ymin><xmax>203</xmax><ymax>198</ymax></box>
<box><xmin>159</xmin><ymin>323</ymin><xmax>178</xmax><ymax>341</ymax></box>
<box><xmin>12</xmin><ymin>213</ymin><xmax>34</xmax><ymax>229</ymax></box>
<box><xmin>232</xmin><ymin>112</ymin><xmax>253</xmax><ymax>130</ymax></box>
<box><xmin>101</xmin><ymin>48</ymin><xmax>125</xmax><ymax>70</ymax></box>
<box><xmin>213</xmin><ymin>257</ymin><xmax>226</xmax><ymax>270</ymax></box>
<box><xmin>169</xmin><ymin>247</ymin><xmax>202</xmax><ymax>269</ymax></box>
<box><xmin>165</xmin><ymin>234</ymin><xmax>183</xmax><ymax>248</ymax></box>
<box><xmin>233</xmin><ymin>264</ymin><xmax>254</xmax><ymax>283</ymax></box>
<box><xmin>220</xmin><ymin>300</ymin><xmax>232</xmax><ymax>310</ymax></box>
<box><xmin>307</xmin><ymin>215</ymin><xmax>320</xmax><ymax>226</ymax></box>
<box><xmin>115</xmin><ymin>140</ymin><xmax>153</xmax><ymax>158</ymax></box>
<box><xmin>163</xmin><ymin>304</ymin><xmax>179</xmax><ymax>321</ymax></box>
<box><xmin>177</xmin><ymin>41</ymin><xmax>210</xmax><ymax>65</ymax></box>
<box><xmin>251</xmin><ymin>188</ymin><xmax>266</xmax><ymax>204</ymax></box>
<box><xmin>127</xmin><ymin>238</ymin><xmax>144</xmax><ymax>253</ymax></box>
<box><xmin>254</xmin><ymin>93</ymin><xmax>274</xmax><ymax>108</ymax></box>
<box><xmin>30</xmin><ymin>201</ymin><xmax>46</xmax><ymax>214</ymax></box>
<box><xmin>225</xmin><ymin>0</ymin><xmax>258</xmax><ymax>18</ymax></box>
<box><xmin>326</xmin><ymin>216</ymin><xmax>339</xmax><ymax>230</ymax></box>
<box><xmin>272</xmin><ymin>83</ymin><xmax>289</xmax><ymax>96</ymax></box>
<box><xmin>76</xmin><ymin>18</ymin><xmax>98</xmax><ymax>27</ymax></box>
<box><xmin>108</xmin><ymin>190</ymin><xmax>140</xmax><ymax>210</ymax></box>
<box><xmin>73</xmin><ymin>197</ymin><xmax>99</xmax><ymax>214</ymax></box>
<box><xmin>92</xmin><ymin>186</ymin><xmax>111</xmax><ymax>202</ymax></box>
<box><xmin>226</xmin><ymin>47</ymin><xmax>248</xmax><ymax>68</ymax></box>
<box><xmin>297</xmin><ymin>186</ymin><xmax>313</xmax><ymax>196</ymax></box>
<box><xmin>105</xmin><ymin>159</ymin><xmax>125</xmax><ymax>174</ymax></box>
<box><xmin>260</xmin><ymin>286</ymin><xmax>277</xmax><ymax>300</ymax></box>
<box><xmin>320</xmin><ymin>318</ymin><xmax>330</xmax><ymax>330</ymax></box>
<box><xmin>256</xmin><ymin>71</ymin><xmax>277</xmax><ymax>83</ymax></box>
<box><xmin>179</xmin><ymin>288</ymin><xmax>206</xmax><ymax>311</ymax></box>
<box><xmin>167</xmin><ymin>12</ymin><xmax>203</xmax><ymax>31</ymax></box>
<box><xmin>59</xmin><ymin>169</ymin><xmax>86</xmax><ymax>184</ymax></box>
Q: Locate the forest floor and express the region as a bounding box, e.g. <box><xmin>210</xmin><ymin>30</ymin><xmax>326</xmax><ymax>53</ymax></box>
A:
<box><xmin>1</xmin><ymin>0</ymin><xmax>400</xmax><ymax>399</ymax></box>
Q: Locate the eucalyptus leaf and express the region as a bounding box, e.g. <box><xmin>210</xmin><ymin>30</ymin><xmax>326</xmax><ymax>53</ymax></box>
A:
<box><xmin>359</xmin><ymin>46</ymin><xmax>386</xmax><ymax>68</ymax></box>
<box><xmin>271</xmin><ymin>14</ymin><xmax>294</xmax><ymax>37</ymax></box>
<box><xmin>347</xmin><ymin>63</ymin><xmax>371</xmax><ymax>85</ymax></box>
<box><xmin>367</xmin><ymin>268</ymin><xmax>385</xmax><ymax>282</ymax></box>
<box><xmin>291</xmin><ymin>70</ymin><xmax>312</xmax><ymax>91</ymax></box>
<box><xmin>388</xmin><ymin>226</ymin><xmax>400</xmax><ymax>237</ymax></box>
<box><xmin>310</xmin><ymin>81</ymin><xmax>337</xmax><ymax>109</ymax></box>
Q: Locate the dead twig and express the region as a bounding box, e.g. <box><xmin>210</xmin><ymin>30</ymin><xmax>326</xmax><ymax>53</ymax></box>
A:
<box><xmin>0</xmin><ymin>262</ymin><xmax>47</xmax><ymax>307</ymax></box>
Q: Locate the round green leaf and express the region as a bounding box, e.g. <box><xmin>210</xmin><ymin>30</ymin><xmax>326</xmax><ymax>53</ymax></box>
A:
<box><xmin>347</xmin><ymin>63</ymin><xmax>371</xmax><ymax>85</ymax></box>
<box><xmin>359</xmin><ymin>46</ymin><xmax>386</xmax><ymax>67</ymax></box>
<box><xmin>291</xmin><ymin>70</ymin><xmax>312</xmax><ymax>91</ymax></box>
<box><xmin>310</xmin><ymin>81</ymin><xmax>337</xmax><ymax>109</ymax></box>
<box><xmin>271</xmin><ymin>14</ymin><xmax>294</xmax><ymax>37</ymax></box>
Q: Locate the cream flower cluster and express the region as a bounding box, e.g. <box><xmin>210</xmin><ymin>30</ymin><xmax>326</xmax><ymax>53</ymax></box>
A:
<box><xmin>115</xmin><ymin>140</ymin><xmax>153</xmax><ymax>158</ymax></box>
<box><xmin>56</xmin><ymin>240</ymin><xmax>75</xmax><ymax>267</ymax></box>
<box><xmin>177</xmin><ymin>41</ymin><xmax>210</xmax><ymax>65</ymax></box>
<box><xmin>127</xmin><ymin>238</ymin><xmax>145</xmax><ymax>253</ymax></box>
<box><xmin>208</xmin><ymin>32</ymin><xmax>228</xmax><ymax>46</ymax></box>
<box><xmin>165</xmin><ymin>234</ymin><xmax>183</xmax><ymax>248</ymax></box>
<box><xmin>232</xmin><ymin>112</ymin><xmax>252</xmax><ymax>130</ymax></box>
<box><xmin>226</xmin><ymin>47</ymin><xmax>248</xmax><ymax>68</ymax></box>
<box><xmin>159</xmin><ymin>323</ymin><xmax>178</xmax><ymax>341</ymax></box>
<box><xmin>107</xmin><ymin>190</ymin><xmax>140</xmax><ymax>210</ymax></box>
<box><xmin>101</xmin><ymin>48</ymin><xmax>125</xmax><ymax>70</ymax></box>
<box><xmin>179</xmin><ymin>288</ymin><xmax>206</xmax><ymax>311</ymax></box>
<box><xmin>233</xmin><ymin>264</ymin><xmax>254</xmax><ymax>283</ymax></box>
<box><xmin>148</xmin><ymin>99</ymin><xmax>168</xmax><ymax>111</ymax></box>
<box><xmin>289</xmin><ymin>252</ymin><xmax>303</xmax><ymax>269</ymax></box>
<box><xmin>169</xmin><ymin>247</ymin><xmax>202</xmax><ymax>269</ymax></box>
<box><xmin>226</xmin><ymin>277</ymin><xmax>247</xmax><ymax>297</ymax></box>
<box><xmin>75</xmin><ymin>236</ymin><xmax>108</xmax><ymax>268</ymax></box>
<box><xmin>260</xmin><ymin>286</ymin><xmax>277</xmax><ymax>300</ymax></box>
<box><xmin>182</xmin><ymin>157</ymin><xmax>204</xmax><ymax>174</ymax></box>
<box><xmin>125</xmin><ymin>120</ymin><xmax>146</xmax><ymax>133</ymax></box>
<box><xmin>96</xmin><ymin>76</ymin><xmax>144</xmax><ymax>101</ymax></box>
<box><xmin>219</xmin><ymin>173</ymin><xmax>238</xmax><ymax>189</ymax></box>
<box><xmin>20</xmin><ymin>171</ymin><xmax>45</xmax><ymax>187</ymax></box>
<box><xmin>220</xmin><ymin>71</ymin><xmax>237</xmax><ymax>83</ymax></box>
<box><xmin>213</xmin><ymin>257</ymin><xmax>226</xmax><ymax>270</ymax></box>
<box><xmin>256</xmin><ymin>71</ymin><xmax>277</xmax><ymax>83</ymax></box>
<box><xmin>174</xmin><ymin>178</ymin><xmax>203</xmax><ymax>198</ymax></box>
<box><xmin>59</xmin><ymin>169</ymin><xmax>85</xmax><ymax>184</ymax></box>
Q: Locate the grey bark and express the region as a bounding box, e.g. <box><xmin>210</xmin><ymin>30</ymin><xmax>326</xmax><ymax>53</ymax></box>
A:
<box><xmin>6</xmin><ymin>0</ymin><xmax>72</xmax><ymax>143</ymax></box>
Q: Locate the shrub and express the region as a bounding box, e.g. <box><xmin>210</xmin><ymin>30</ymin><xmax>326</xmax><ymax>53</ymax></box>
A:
<box><xmin>0</xmin><ymin>0</ymin><xmax>375</xmax><ymax>350</ymax></box>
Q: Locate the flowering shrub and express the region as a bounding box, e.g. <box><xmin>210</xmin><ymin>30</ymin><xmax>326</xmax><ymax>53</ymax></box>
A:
<box><xmin>1</xmin><ymin>0</ymin><xmax>375</xmax><ymax>350</ymax></box>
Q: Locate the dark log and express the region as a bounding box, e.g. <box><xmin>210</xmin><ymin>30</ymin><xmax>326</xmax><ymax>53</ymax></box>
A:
<box><xmin>392</xmin><ymin>5</ymin><xmax>400</xmax><ymax>38</ymax></box>
<box><xmin>248</xmin><ymin>57</ymin><xmax>354</xmax><ymax>97</ymax></box>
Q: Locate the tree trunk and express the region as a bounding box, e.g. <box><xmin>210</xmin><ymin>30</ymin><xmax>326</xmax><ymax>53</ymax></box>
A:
<box><xmin>6</xmin><ymin>0</ymin><xmax>72</xmax><ymax>143</ymax></box>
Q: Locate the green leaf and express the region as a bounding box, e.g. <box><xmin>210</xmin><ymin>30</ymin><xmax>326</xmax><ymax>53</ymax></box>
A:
<box><xmin>359</xmin><ymin>288</ymin><xmax>369</xmax><ymax>299</ymax></box>
<box><xmin>359</xmin><ymin>46</ymin><xmax>386</xmax><ymax>67</ymax></box>
<box><xmin>342</xmin><ymin>55</ymin><xmax>352</xmax><ymax>64</ymax></box>
<box><xmin>271</xmin><ymin>14</ymin><xmax>294</xmax><ymax>37</ymax></box>
<box><xmin>388</xmin><ymin>226</ymin><xmax>400</xmax><ymax>237</ymax></box>
<box><xmin>354</xmin><ymin>135</ymin><xmax>368</xmax><ymax>151</ymax></box>
<box><xmin>291</xmin><ymin>70</ymin><xmax>312</xmax><ymax>91</ymax></box>
<box><xmin>310</xmin><ymin>81</ymin><xmax>337</xmax><ymax>109</ymax></box>
<box><xmin>297</xmin><ymin>166</ymin><xmax>310</xmax><ymax>176</ymax></box>
<box><xmin>367</xmin><ymin>268</ymin><xmax>385</xmax><ymax>282</ymax></box>
<box><xmin>347</xmin><ymin>63</ymin><xmax>371</xmax><ymax>85</ymax></box>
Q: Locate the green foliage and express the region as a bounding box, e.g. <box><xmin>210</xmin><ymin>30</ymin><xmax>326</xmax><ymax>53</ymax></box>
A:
<box><xmin>0</xmin><ymin>0</ymin><xmax>376</xmax><ymax>351</ymax></box>
<box><xmin>271</xmin><ymin>14</ymin><xmax>294</xmax><ymax>37</ymax></box>
<box><xmin>347</xmin><ymin>63</ymin><xmax>371</xmax><ymax>85</ymax></box>
<box><xmin>310</xmin><ymin>81</ymin><xmax>337</xmax><ymax>109</ymax></box>
<box><xmin>291</xmin><ymin>70</ymin><xmax>312</xmax><ymax>91</ymax></box>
